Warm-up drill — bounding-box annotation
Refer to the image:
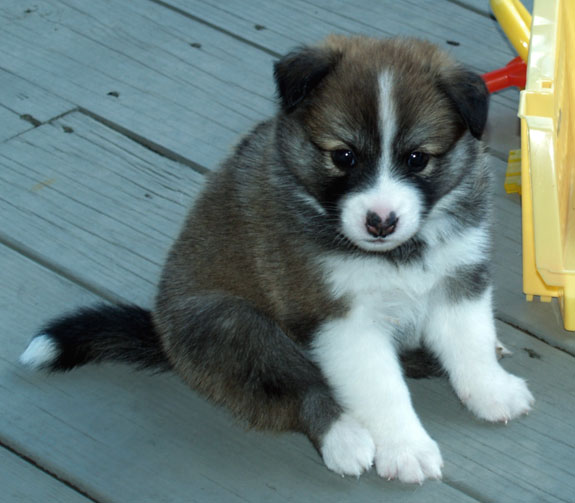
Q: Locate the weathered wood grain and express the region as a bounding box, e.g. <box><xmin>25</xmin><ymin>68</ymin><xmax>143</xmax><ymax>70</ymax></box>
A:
<box><xmin>0</xmin><ymin>67</ymin><xmax>74</xmax><ymax>124</ymax></box>
<box><xmin>0</xmin><ymin>447</ymin><xmax>94</xmax><ymax>503</ymax></box>
<box><xmin>0</xmin><ymin>112</ymin><xmax>204</xmax><ymax>306</ymax></box>
<box><xmin>0</xmin><ymin>104</ymin><xmax>31</xmax><ymax>141</ymax></box>
<box><xmin>161</xmin><ymin>0</ymin><xmax>516</xmax><ymax>72</ymax></box>
<box><xmin>455</xmin><ymin>0</ymin><xmax>534</xmax><ymax>16</ymax></box>
<box><xmin>0</xmin><ymin>0</ymin><xmax>521</xmax><ymax>170</ymax></box>
<box><xmin>0</xmin><ymin>67</ymin><xmax>76</xmax><ymax>141</ymax></box>
<box><xmin>0</xmin><ymin>0</ymin><xmax>276</xmax><ymax>169</ymax></box>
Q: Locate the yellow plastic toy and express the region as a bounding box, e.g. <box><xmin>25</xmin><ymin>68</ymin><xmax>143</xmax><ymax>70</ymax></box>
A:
<box><xmin>490</xmin><ymin>0</ymin><xmax>531</xmax><ymax>61</ymax></box>
<box><xmin>492</xmin><ymin>0</ymin><xmax>575</xmax><ymax>331</ymax></box>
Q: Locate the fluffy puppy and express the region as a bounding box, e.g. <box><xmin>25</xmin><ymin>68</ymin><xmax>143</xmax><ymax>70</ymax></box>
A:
<box><xmin>21</xmin><ymin>35</ymin><xmax>534</xmax><ymax>484</ymax></box>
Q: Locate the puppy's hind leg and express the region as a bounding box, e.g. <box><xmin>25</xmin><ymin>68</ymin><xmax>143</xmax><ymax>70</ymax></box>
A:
<box><xmin>154</xmin><ymin>293</ymin><xmax>375</xmax><ymax>476</ymax></box>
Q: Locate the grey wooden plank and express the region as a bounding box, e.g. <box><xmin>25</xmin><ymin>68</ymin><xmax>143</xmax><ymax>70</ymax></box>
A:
<box><xmin>0</xmin><ymin>66</ymin><xmax>76</xmax><ymax>141</ymax></box>
<box><xmin>456</xmin><ymin>0</ymin><xmax>535</xmax><ymax>16</ymax></box>
<box><xmin>0</xmin><ymin>0</ymin><xmax>520</xmax><ymax>171</ymax></box>
<box><xmin>0</xmin><ymin>67</ymin><xmax>75</xmax><ymax>124</ymax></box>
<box><xmin>0</xmin><ymin>0</ymin><xmax>277</xmax><ymax>169</ymax></box>
<box><xmin>0</xmin><ymin>111</ymin><xmax>205</xmax><ymax>306</ymax></box>
<box><xmin>0</xmin><ymin>447</ymin><xmax>94</xmax><ymax>503</ymax></box>
<box><xmin>167</xmin><ymin>0</ymin><xmax>516</xmax><ymax>73</ymax></box>
<box><xmin>0</xmin><ymin>104</ymin><xmax>31</xmax><ymax>141</ymax></box>
<box><xmin>0</xmin><ymin>246</ymin><xmax>480</xmax><ymax>503</ymax></box>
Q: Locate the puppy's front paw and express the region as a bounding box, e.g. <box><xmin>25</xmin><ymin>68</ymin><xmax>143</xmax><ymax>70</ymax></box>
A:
<box><xmin>375</xmin><ymin>434</ymin><xmax>443</xmax><ymax>484</ymax></box>
<box><xmin>320</xmin><ymin>414</ymin><xmax>375</xmax><ymax>477</ymax></box>
<box><xmin>459</xmin><ymin>370</ymin><xmax>535</xmax><ymax>422</ymax></box>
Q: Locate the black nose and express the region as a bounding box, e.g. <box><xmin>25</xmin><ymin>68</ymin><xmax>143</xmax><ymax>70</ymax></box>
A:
<box><xmin>365</xmin><ymin>211</ymin><xmax>398</xmax><ymax>238</ymax></box>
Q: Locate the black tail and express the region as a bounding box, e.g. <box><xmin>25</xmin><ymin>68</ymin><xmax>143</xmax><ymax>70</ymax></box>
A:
<box><xmin>20</xmin><ymin>304</ymin><xmax>171</xmax><ymax>372</ymax></box>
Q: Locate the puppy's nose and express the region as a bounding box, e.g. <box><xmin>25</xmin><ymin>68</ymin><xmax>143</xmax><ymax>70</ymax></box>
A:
<box><xmin>365</xmin><ymin>211</ymin><xmax>398</xmax><ymax>238</ymax></box>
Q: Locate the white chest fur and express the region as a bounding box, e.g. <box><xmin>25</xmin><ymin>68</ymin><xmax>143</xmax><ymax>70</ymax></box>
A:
<box><xmin>318</xmin><ymin>226</ymin><xmax>489</xmax><ymax>347</ymax></box>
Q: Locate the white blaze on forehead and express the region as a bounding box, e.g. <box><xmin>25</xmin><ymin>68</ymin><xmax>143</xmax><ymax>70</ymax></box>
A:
<box><xmin>378</xmin><ymin>69</ymin><xmax>398</xmax><ymax>169</ymax></box>
<box><xmin>337</xmin><ymin>69</ymin><xmax>424</xmax><ymax>252</ymax></box>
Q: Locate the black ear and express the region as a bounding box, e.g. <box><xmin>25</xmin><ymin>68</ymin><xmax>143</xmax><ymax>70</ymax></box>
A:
<box><xmin>440</xmin><ymin>68</ymin><xmax>489</xmax><ymax>139</ymax></box>
<box><xmin>274</xmin><ymin>46</ymin><xmax>341</xmax><ymax>113</ymax></box>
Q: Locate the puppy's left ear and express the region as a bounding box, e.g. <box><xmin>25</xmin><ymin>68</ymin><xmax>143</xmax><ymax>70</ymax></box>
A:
<box><xmin>440</xmin><ymin>68</ymin><xmax>489</xmax><ymax>139</ymax></box>
<box><xmin>274</xmin><ymin>46</ymin><xmax>341</xmax><ymax>113</ymax></box>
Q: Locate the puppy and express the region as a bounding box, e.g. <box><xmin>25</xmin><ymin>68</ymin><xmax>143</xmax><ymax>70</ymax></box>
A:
<box><xmin>21</xmin><ymin>35</ymin><xmax>534</xmax><ymax>483</ymax></box>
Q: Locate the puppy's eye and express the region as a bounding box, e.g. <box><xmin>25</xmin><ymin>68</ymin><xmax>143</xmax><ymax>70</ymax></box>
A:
<box><xmin>331</xmin><ymin>149</ymin><xmax>357</xmax><ymax>169</ymax></box>
<box><xmin>407</xmin><ymin>152</ymin><xmax>430</xmax><ymax>172</ymax></box>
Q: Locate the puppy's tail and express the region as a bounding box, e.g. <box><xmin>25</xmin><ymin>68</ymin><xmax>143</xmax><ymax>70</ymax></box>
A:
<box><xmin>20</xmin><ymin>304</ymin><xmax>171</xmax><ymax>372</ymax></box>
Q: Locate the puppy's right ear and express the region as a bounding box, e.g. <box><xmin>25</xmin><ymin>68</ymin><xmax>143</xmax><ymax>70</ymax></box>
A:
<box><xmin>439</xmin><ymin>68</ymin><xmax>490</xmax><ymax>140</ymax></box>
<box><xmin>274</xmin><ymin>47</ymin><xmax>341</xmax><ymax>113</ymax></box>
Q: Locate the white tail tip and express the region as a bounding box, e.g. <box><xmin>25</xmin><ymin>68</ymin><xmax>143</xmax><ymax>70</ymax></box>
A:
<box><xmin>20</xmin><ymin>335</ymin><xmax>59</xmax><ymax>369</ymax></box>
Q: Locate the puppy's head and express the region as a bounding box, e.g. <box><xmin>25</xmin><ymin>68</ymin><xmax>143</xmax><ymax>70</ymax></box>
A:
<box><xmin>274</xmin><ymin>36</ymin><xmax>489</xmax><ymax>253</ymax></box>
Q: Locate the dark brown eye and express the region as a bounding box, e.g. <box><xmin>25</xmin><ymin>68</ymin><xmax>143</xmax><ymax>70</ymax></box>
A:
<box><xmin>407</xmin><ymin>152</ymin><xmax>430</xmax><ymax>172</ymax></box>
<box><xmin>331</xmin><ymin>149</ymin><xmax>357</xmax><ymax>169</ymax></box>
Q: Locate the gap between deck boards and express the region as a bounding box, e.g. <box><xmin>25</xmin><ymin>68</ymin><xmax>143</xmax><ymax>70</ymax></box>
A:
<box><xmin>0</xmin><ymin>442</ymin><xmax>100</xmax><ymax>503</ymax></box>
<box><xmin>0</xmin><ymin>232</ymin><xmax>126</xmax><ymax>306</ymax></box>
<box><xmin>2</xmin><ymin>108</ymin><xmax>79</xmax><ymax>143</ymax></box>
<box><xmin>444</xmin><ymin>0</ymin><xmax>493</xmax><ymax>19</ymax></box>
<box><xmin>78</xmin><ymin>108</ymin><xmax>210</xmax><ymax>176</ymax></box>
<box><xmin>149</xmin><ymin>0</ymin><xmax>282</xmax><ymax>58</ymax></box>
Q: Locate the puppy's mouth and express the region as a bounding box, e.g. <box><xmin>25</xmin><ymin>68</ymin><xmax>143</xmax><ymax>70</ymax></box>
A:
<box><xmin>355</xmin><ymin>235</ymin><xmax>405</xmax><ymax>252</ymax></box>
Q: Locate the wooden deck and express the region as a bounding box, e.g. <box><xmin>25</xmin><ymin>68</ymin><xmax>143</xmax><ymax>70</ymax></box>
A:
<box><xmin>2</xmin><ymin>0</ymin><xmax>575</xmax><ymax>501</ymax></box>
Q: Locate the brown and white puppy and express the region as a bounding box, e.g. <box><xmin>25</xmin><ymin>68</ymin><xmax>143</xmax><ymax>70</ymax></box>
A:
<box><xmin>21</xmin><ymin>36</ymin><xmax>534</xmax><ymax>484</ymax></box>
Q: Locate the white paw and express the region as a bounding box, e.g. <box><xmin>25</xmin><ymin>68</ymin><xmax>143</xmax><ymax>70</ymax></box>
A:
<box><xmin>375</xmin><ymin>433</ymin><xmax>443</xmax><ymax>484</ymax></box>
<box><xmin>321</xmin><ymin>414</ymin><xmax>375</xmax><ymax>477</ymax></box>
<box><xmin>458</xmin><ymin>370</ymin><xmax>535</xmax><ymax>422</ymax></box>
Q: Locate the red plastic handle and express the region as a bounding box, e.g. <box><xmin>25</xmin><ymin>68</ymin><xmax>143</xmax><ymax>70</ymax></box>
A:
<box><xmin>481</xmin><ymin>56</ymin><xmax>527</xmax><ymax>93</ymax></box>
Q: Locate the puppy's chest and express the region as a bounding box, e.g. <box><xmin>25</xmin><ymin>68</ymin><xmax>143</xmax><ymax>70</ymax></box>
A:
<box><xmin>319</xmin><ymin>228</ymin><xmax>489</xmax><ymax>325</ymax></box>
<box><xmin>318</xmin><ymin>249</ymin><xmax>457</xmax><ymax>345</ymax></box>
